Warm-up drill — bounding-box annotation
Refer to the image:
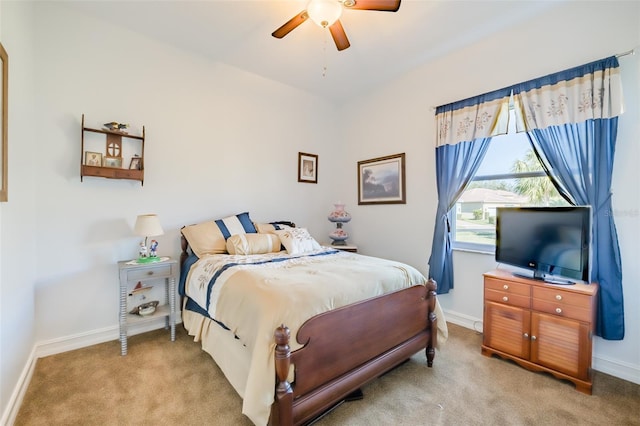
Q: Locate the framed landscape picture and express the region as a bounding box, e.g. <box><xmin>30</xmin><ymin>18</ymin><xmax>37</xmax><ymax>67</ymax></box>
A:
<box><xmin>357</xmin><ymin>153</ymin><xmax>406</xmax><ymax>205</ymax></box>
<box><xmin>298</xmin><ymin>152</ymin><xmax>318</xmax><ymax>184</ymax></box>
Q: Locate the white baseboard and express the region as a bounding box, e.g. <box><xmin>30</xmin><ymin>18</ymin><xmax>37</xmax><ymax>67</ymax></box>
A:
<box><xmin>441</xmin><ymin>308</ymin><xmax>640</xmax><ymax>385</ymax></box>
<box><xmin>2</xmin><ymin>318</ymin><xmax>182</xmax><ymax>425</ymax></box>
<box><xmin>593</xmin><ymin>353</ymin><xmax>640</xmax><ymax>385</ymax></box>
<box><xmin>36</xmin><ymin>317</ymin><xmax>182</xmax><ymax>358</ymax></box>
<box><xmin>1</xmin><ymin>346</ymin><xmax>37</xmax><ymax>426</ymax></box>
<box><xmin>442</xmin><ymin>308</ymin><xmax>484</xmax><ymax>333</ymax></box>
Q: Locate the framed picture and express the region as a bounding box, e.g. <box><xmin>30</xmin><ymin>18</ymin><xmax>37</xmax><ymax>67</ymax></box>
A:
<box><xmin>357</xmin><ymin>153</ymin><xmax>406</xmax><ymax>205</ymax></box>
<box><xmin>298</xmin><ymin>152</ymin><xmax>318</xmax><ymax>184</ymax></box>
<box><xmin>84</xmin><ymin>151</ymin><xmax>102</xmax><ymax>167</ymax></box>
<box><xmin>103</xmin><ymin>156</ymin><xmax>122</xmax><ymax>168</ymax></box>
<box><xmin>129</xmin><ymin>156</ymin><xmax>142</xmax><ymax>170</ymax></box>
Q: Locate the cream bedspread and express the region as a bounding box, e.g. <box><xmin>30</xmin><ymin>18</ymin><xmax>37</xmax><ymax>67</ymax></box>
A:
<box><xmin>184</xmin><ymin>247</ymin><xmax>448</xmax><ymax>426</ymax></box>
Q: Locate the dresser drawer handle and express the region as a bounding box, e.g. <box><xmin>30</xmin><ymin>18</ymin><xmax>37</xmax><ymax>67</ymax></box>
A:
<box><xmin>502</xmin><ymin>296</ymin><xmax>509</xmax><ymax>302</ymax></box>
<box><xmin>555</xmin><ymin>294</ymin><xmax>562</xmax><ymax>301</ymax></box>
<box><xmin>555</xmin><ymin>308</ymin><xmax>562</xmax><ymax>314</ymax></box>
<box><xmin>503</xmin><ymin>284</ymin><xmax>509</xmax><ymax>290</ymax></box>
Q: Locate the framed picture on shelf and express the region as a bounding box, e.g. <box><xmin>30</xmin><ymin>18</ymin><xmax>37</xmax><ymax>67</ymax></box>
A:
<box><xmin>298</xmin><ymin>152</ymin><xmax>318</xmax><ymax>184</ymax></box>
<box><xmin>84</xmin><ymin>151</ymin><xmax>102</xmax><ymax>167</ymax></box>
<box><xmin>129</xmin><ymin>156</ymin><xmax>142</xmax><ymax>170</ymax></box>
<box><xmin>103</xmin><ymin>156</ymin><xmax>122</xmax><ymax>168</ymax></box>
<box><xmin>357</xmin><ymin>153</ymin><xmax>406</xmax><ymax>205</ymax></box>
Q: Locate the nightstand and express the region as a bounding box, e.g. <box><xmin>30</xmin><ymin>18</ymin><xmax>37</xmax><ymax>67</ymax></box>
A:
<box><xmin>117</xmin><ymin>258</ymin><xmax>178</xmax><ymax>355</ymax></box>
<box><xmin>327</xmin><ymin>243</ymin><xmax>358</xmax><ymax>253</ymax></box>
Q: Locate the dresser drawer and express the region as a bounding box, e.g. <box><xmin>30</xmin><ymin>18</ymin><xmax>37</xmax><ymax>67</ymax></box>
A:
<box><xmin>532</xmin><ymin>298</ymin><xmax>591</xmax><ymax>322</ymax></box>
<box><xmin>126</xmin><ymin>263</ymin><xmax>174</xmax><ymax>281</ymax></box>
<box><xmin>485</xmin><ymin>288</ymin><xmax>530</xmax><ymax>308</ymax></box>
<box><xmin>485</xmin><ymin>277</ymin><xmax>530</xmax><ymax>297</ymax></box>
<box><xmin>532</xmin><ymin>286</ymin><xmax>591</xmax><ymax>308</ymax></box>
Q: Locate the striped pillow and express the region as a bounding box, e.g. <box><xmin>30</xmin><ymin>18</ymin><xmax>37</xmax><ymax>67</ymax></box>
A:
<box><xmin>181</xmin><ymin>212</ymin><xmax>257</xmax><ymax>257</ymax></box>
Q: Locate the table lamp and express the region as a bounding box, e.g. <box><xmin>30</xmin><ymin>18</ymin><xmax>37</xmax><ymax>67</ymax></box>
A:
<box><xmin>134</xmin><ymin>214</ymin><xmax>164</xmax><ymax>263</ymax></box>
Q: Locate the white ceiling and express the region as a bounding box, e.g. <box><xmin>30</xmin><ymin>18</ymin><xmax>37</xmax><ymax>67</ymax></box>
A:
<box><xmin>66</xmin><ymin>0</ymin><xmax>566</xmax><ymax>104</ymax></box>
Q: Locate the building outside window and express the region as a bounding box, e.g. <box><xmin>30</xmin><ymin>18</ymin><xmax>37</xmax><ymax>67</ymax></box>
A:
<box><xmin>452</xmin><ymin>109</ymin><xmax>570</xmax><ymax>252</ymax></box>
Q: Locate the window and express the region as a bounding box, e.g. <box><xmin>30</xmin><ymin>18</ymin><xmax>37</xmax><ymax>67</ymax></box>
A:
<box><xmin>452</xmin><ymin>110</ymin><xmax>570</xmax><ymax>252</ymax></box>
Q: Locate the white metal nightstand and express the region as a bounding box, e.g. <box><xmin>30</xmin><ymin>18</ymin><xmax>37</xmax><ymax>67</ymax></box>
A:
<box><xmin>117</xmin><ymin>258</ymin><xmax>178</xmax><ymax>355</ymax></box>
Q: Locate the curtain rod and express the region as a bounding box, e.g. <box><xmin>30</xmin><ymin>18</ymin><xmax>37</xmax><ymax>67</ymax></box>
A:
<box><xmin>616</xmin><ymin>48</ymin><xmax>635</xmax><ymax>58</ymax></box>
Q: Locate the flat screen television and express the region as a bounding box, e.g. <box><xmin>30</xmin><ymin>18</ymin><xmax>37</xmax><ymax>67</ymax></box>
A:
<box><xmin>495</xmin><ymin>206</ymin><xmax>591</xmax><ymax>284</ymax></box>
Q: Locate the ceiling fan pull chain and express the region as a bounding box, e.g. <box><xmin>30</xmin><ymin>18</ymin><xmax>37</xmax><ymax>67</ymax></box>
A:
<box><xmin>322</xmin><ymin>30</ymin><xmax>329</xmax><ymax>77</ymax></box>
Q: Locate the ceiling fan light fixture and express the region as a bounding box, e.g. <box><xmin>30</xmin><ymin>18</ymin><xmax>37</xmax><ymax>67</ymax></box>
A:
<box><xmin>307</xmin><ymin>0</ymin><xmax>342</xmax><ymax>28</ymax></box>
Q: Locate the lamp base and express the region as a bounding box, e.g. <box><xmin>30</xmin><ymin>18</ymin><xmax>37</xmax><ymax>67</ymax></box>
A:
<box><xmin>136</xmin><ymin>256</ymin><xmax>162</xmax><ymax>264</ymax></box>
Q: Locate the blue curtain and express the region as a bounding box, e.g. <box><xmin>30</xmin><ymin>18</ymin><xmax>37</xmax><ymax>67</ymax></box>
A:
<box><xmin>428</xmin><ymin>139</ymin><xmax>491</xmax><ymax>293</ymax></box>
<box><xmin>429</xmin><ymin>88</ymin><xmax>512</xmax><ymax>294</ymax></box>
<box><xmin>525</xmin><ymin>120</ymin><xmax>623</xmax><ymax>340</ymax></box>
<box><xmin>514</xmin><ymin>56</ymin><xmax>624</xmax><ymax>339</ymax></box>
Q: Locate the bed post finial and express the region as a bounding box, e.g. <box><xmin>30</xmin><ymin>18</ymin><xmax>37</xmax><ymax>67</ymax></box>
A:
<box><xmin>272</xmin><ymin>325</ymin><xmax>293</xmax><ymax>426</ymax></box>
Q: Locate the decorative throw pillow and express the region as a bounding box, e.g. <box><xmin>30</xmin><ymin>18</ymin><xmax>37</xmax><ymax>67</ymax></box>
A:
<box><xmin>226</xmin><ymin>233</ymin><xmax>281</xmax><ymax>255</ymax></box>
<box><xmin>215</xmin><ymin>212</ymin><xmax>257</xmax><ymax>238</ymax></box>
<box><xmin>274</xmin><ymin>228</ymin><xmax>321</xmax><ymax>255</ymax></box>
<box><xmin>181</xmin><ymin>212</ymin><xmax>257</xmax><ymax>257</ymax></box>
<box><xmin>254</xmin><ymin>222</ymin><xmax>294</xmax><ymax>234</ymax></box>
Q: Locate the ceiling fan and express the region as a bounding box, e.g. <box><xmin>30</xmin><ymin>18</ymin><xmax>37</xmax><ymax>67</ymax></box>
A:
<box><xmin>272</xmin><ymin>0</ymin><xmax>401</xmax><ymax>51</ymax></box>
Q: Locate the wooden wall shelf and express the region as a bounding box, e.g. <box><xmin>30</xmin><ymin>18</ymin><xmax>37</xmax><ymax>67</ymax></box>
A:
<box><xmin>80</xmin><ymin>114</ymin><xmax>146</xmax><ymax>185</ymax></box>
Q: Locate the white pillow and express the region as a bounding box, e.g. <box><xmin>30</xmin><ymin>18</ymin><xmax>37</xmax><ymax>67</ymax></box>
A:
<box><xmin>274</xmin><ymin>228</ymin><xmax>321</xmax><ymax>255</ymax></box>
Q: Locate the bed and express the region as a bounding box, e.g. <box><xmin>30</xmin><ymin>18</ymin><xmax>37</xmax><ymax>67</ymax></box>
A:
<box><xmin>179</xmin><ymin>213</ymin><xmax>447</xmax><ymax>426</ymax></box>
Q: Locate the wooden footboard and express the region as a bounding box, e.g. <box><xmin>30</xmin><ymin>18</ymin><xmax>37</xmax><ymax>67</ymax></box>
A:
<box><xmin>271</xmin><ymin>279</ymin><xmax>438</xmax><ymax>426</ymax></box>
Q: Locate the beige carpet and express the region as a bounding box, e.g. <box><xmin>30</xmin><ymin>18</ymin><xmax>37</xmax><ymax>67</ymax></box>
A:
<box><xmin>15</xmin><ymin>323</ymin><xmax>640</xmax><ymax>425</ymax></box>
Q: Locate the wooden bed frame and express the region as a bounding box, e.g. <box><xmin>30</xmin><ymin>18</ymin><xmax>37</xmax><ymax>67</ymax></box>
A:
<box><xmin>180</xmin><ymin>228</ymin><xmax>438</xmax><ymax>426</ymax></box>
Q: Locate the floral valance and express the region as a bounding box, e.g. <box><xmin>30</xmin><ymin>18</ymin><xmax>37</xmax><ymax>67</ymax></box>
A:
<box><xmin>435</xmin><ymin>56</ymin><xmax>623</xmax><ymax>145</ymax></box>
<box><xmin>435</xmin><ymin>87</ymin><xmax>511</xmax><ymax>147</ymax></box>
<box><xmin>512</xmin><ymin>56</ymin><xmax>622</xmax><ymax>132</ymax></box>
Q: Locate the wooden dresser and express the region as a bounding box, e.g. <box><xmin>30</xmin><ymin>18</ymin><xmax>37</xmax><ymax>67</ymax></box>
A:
<box><xmin>481</xmin><ymin>269</ymin><xmax>598</xmax><ymax>394</ymax></box>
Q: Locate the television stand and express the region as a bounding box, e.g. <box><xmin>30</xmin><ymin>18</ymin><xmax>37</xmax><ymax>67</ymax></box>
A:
<box><xmin>482</xmin><ymin>269</ymin><xmax>598</xmax><ymax>394</ymax></box>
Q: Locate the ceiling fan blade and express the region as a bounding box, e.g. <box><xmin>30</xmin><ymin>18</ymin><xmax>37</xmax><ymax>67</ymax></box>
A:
<box><xmin>344</xmin><ymin>0</ymin><xmax>401</xmax><ymax>12</ymax></box>
<box><xmin>272</xmin><ymin>10</ymin><xmax>309</xmax><ymax>38</ymax></box>
<box><xmin>329</xmin><ymin>20</ymin><xmax>351</xmax><ymax>51</ymax></box>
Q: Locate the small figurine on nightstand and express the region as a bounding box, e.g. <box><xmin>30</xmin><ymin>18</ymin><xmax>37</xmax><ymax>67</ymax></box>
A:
<box><xmin>149</xmin><ymin>240</ymin><xmax>158</xmax><ymax>258</ymax></box>
<box><xmin>139</xmin><ymin>241</ymin><xmax>148</xmax><ymax>259</ymax></box>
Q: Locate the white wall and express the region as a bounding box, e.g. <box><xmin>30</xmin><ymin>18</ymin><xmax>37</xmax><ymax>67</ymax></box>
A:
<box><xmin>339</xmin><ymin>1</ymin><xmax>640</xmax><ymax>383</ymax></box>
<box><xmin>0</xmin><ymin>1</ymin><xmax>38</xmax><ymax>424</ymax></box>
<box><xmin>30</xmin><ymin>3</ymin><xmax>342</xmax><ymax>343</ymax></box>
